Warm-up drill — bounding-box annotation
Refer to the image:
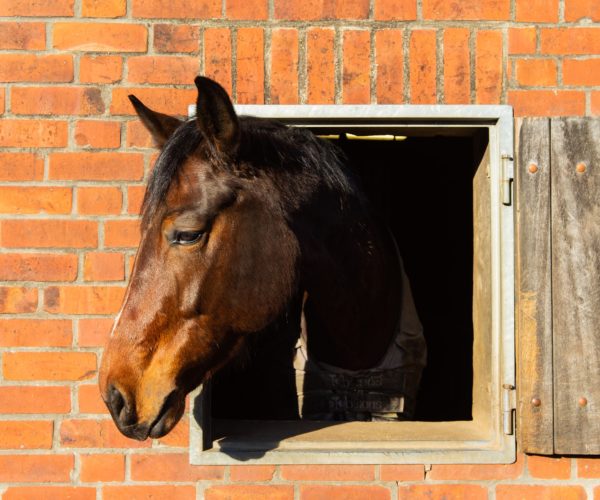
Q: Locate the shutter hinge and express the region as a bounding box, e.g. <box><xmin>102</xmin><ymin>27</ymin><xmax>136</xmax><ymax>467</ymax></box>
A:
<box><xmin>502</xmin><ymin>384</ymin><xmax>516</xmax><ymax>435</ymax></box>
<box><xmin>501</xmin><ymin>153</ymin><xmax>514</xmax><ymax>206</ymax></box>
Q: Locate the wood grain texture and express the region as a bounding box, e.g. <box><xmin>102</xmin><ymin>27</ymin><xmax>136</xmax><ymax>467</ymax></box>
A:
<box><xmin>551</xmin><ymin>118</ymin><xmax>600</xmax><ymax>454</ymax></box>
<box><xmin>515</xmin><ymin>118</ymin><xmax>554</xmax><ymax>454</ymax></box>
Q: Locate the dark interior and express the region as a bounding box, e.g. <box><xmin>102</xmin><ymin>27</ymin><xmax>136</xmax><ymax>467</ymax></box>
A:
<box><xmin>211</xmin><ymin>129</ymin><xmax>487</xmax><ymax>422</ymax></box>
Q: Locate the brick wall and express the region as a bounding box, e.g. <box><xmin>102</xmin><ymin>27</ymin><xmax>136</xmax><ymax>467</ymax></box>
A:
<box><xmin>0</xmin><ymin>0</ymin><xmax>599</xmax><ymax>498</ymax></box>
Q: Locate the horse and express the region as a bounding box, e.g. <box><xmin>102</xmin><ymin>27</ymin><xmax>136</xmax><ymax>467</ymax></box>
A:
<box><xmin>99</xmin><ymin>76</ymin><xmax>426</xmax><ymax>440</ymax></box>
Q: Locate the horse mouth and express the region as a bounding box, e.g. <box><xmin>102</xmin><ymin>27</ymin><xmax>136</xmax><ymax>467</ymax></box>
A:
<box><xmin>147</xmin><ymin>390</ymin><xmax>184</xmax><ymax>439</ymax></box>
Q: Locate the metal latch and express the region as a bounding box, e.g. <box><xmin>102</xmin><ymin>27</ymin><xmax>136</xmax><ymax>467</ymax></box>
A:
<box><xmin>502</xmin><ymin>384</ymin><xmax>516</xmax><ymax>435</ymax></box>
<box><xmin>501</xmin><ymin>153</ymin><xmax>514</xmax><ymax>206</ymax></box>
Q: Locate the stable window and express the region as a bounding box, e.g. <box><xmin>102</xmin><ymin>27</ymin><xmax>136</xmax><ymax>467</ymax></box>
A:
<box><xmin>187</xmin><ymin>105</ymin><xmax>515</xmax><ymax>464</ymax></box>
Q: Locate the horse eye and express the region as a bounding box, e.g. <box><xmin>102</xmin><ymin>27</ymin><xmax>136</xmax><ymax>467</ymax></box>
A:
<box><xmin>172</xmin><ymin>230</ymin><xmax>203</xmax><ymax>246</ymax></box>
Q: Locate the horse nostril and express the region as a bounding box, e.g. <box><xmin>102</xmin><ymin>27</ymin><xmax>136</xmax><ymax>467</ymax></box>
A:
<box><xmin>108</xmin><ymin>385</ymin><xmax>136</xmax><ymax>427</ymax></box>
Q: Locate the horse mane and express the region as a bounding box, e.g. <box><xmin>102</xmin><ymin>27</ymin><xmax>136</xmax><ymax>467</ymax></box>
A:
<box><xmin>141</xmin><ymin>116</ymin><xmax>363</xmax><ymax>227</ymax></box>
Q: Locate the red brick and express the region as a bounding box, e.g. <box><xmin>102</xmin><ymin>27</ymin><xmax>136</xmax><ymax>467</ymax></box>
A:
<box><xmin>375</xmin><ymin>30</ymin><xmax>403</xmax><ymax>104</ymax></box>
<box><xmin>410</xmin><ymin>30</ymin><xmax>437</xmax><ymax>104</ymax></box>
<box><xmin>509</xmin><ymin>28</ymin><xmax>537</xmax><ymax>55</ymax></box>
<box><xmin>342</xmin><ymin>30</ymin><xmax>371</xmax><ymax>104</ymax></box>
<box><xmin>12</xmin><ymin>87</ymin><xmax>104</xmax><ymax>116</ymax></box>
<box><xmin>508</xmin><ymin>90</ymin><xmax>586</xmax><ymax>116</ymax></box>
<box><xmin>80</xmin><ymin>454</ymin><xmax>125</xmax><ymax>482</ymax></box>
<box><xmin>0</xmin><ymin>386</ymin><xmax>71</xmax><ymax>413</ymax></box>
<box><xmin>75</xmin><ymin>121</ymin><xmax>121</xmax><ymax>149</ymax></box>
<box><xmin>0</xmin><ymin>153</ymin><xmax>44</xmax><ymax>181</ymax></box>
<box><xmin>0</xmin><ymin>287</ymin><xmax>37</xmax><ymax>313</ymax></box>
<box><xmin>230</xmin><ymin>465</ymin><xmax>275</xmax><ymax>481</ymax></box>
<box><xmin>0</xmin><ymin>254</ymin><xmax>77</xmax><ymax>282</ymax></box>
<box><xmin>578</xmin><ymin>458</ymin><xmax>600</xmax><ymax>477</ymax></box>
<box><xmin>564</xmin><ymin>58</ymin><xmax>600</xmax><ymax>86</ymax></box>
<box><xmin>0</xmin><ymin>318</ymin><xmax>72</xmax><ymax>346</ymax></box>
<box><xmin>399</xmin><ymin>484</ymin><xmax>487</xmax><ymax>499</ymax></box>
<box><xmin>0</xmin><ymin>54</ymin><xmax>72</xmax><ymax>82</ymax></box>
<box><xmin>126</xmin><ymin>120</ymin><xmax>154</xmax><ymax>148</ymax></box>
<box><xmin>227</xmin><ymin>0</ymin><xmax>268</xmax><ymax>19</ymax></box>
<box><xmin>156</xmin><ymin>417</ymin><xmax>189</xmax><ymax>447</ymax></box>
<box><xmin>132</xmin><ymin>0</ymin><xmax>220</xmax><ymax>18</ymax></box>
<box><xmin>128</xmin><ymin>56</ymin><xmax>199</xmax><ymax>85</ymax></box>
<box><xmin>0</xmin><ymin>22</ymin><xmax>45</xmax><ymax>49</ymax></box>
<box><xmin>565</xmin><ymin>0</ymin><xmax>600</xmax><ymax>21</ymax></box>
<box><xmin>4</xmin><ymin>487</ymin><xmax>95</xmax><ymax>500</ymax></box>
<box><xmin>429</xmin><ymin>455</ymin><xmax>523</xmax><ymax>479</ymax></box>
<box><xmin>476</xmin><ymin>30</ymin><xmax>503</xmax><ymax>104</ymax></box>
<box><xmin>0</xmin><ymin>120</ymin><xmax>67</xmax><ymax>147</ymax></box>
<box><xmin>131</xmin><ymin>453</ymin><xmax>223</xmax><ymax>480</ymax></box>
<box><xmin>0</xmin><ymin>186</ymin><xmax>71</xmax><ymax>215</ymax></box>
<box><xmin>0</xmin><ymin>220</ymin><xmax>97</xmax><ymax>248</ymax></box>
<box><xmin>375</xmin><ymin>0</ymin><xmax>416</xmax><ymax>20</ymax></box>
<box><xmin>541</xmin><ymin>28</ymin><xmax>600</xmax><ymax>55</ymax></box>
<box><xmin>79</xmin><ymin>318</ymin><xmax>114</xmax><ymax>347</ymax></box>
<box><xmin>104</xmin><ymin>220</ymin><xmax>141</xmax><ymax>248</ymax></box>
<box><xmin>44</xmin><ymin>286</ymin><xmax>125</xmax><ymax>314</ymax></box>
<box><xmin>281</xmin><ymin>465</ymin><xmax>374</xmax><ymax>481</ymax></box>
<box><xmin>206</xmin><ymin>486</ymin><xmax>294</xmax><ymax>500</ymax></box>
<box><xmin>77</xmin><ymin>187</ymin><xmax>122</xmax><ymax>215</ymax></box>
<box><xmin>0</xmin><ymin>454</ymin><xmax>73</xmax><ymax>482</ymax></box>
<box><xmin>0</xmin><ymin>0</ymin><xmax>74</xmax><ymax>16</ymax></box>
<box><xmin>80</xmin><ymin>55</ymin><xmax>122</xmax><ymax>83</ymax></box>
<box><xmin>527</xmin><ymin>455</ymin><xmax>571</xmax><ymax>479</ymax></box>
<box><xmin>128</xmin><ymin>185</ymin><xmax>146</xmax><ymax>214</ymax></box>
<box><xmin>84</xmin><ymin>252</ymin><xmax>125</xmax><ymax>281</ymax></box>
<box><xmin>423</xmin><ymin>0</ymin><xmax>509</xmax><ymax>19</ymax></box>
<box><xmin>111</xmin><ymin>87</ymin><xmax>195</xmax><ymax>115</ymax></box>
<box><xmin>53</xmin><ymin>23</ymin><xmax>147</xmax><ymax>52</ymax></box>
<box><xmin>270</xmin><ymin>29</ymin><xmax>299</xmax><ymax>104</ymax></box>
<box><xmin>444</xmin><ymin>28</ymin><xmax>471</xmax><ymax>104</ymax></box>
<box><xmin>237</xmin><ymin>28</ymin><xmax>264</xmax><ymax>104</ymax></box>
<box><xmin>307</xmin><ymin>28</ymin><xmax>335</xmax><ymax>104</ymax></box>
<box><xmin>515</xmin><ymin>59</ymin><xmax>557</xmax><ymax>87</ymax></box>
<box><xmin>301</xmin><ymin>485</ymin><xmax>390</xmax><ymax>500</ymax></box>
<box><xmin>0</xmin><ymin>420</ymin><xmax>53</xmax><ymax>449</ymax></box>
<box><xmin>593</xmin><ymin>92</ymin><xmax>600</xmax><ymax>115</ymax></box>
<box><xmin>3</xmin><ymin>351</ymin><xmax>97</xmax><ymax>381</ymax></box>
<box><xmin>516</xmin><ymin>0</ymin><xmax>558</xmax><ymax>21</ymax></box>
<box><xmin>78</xmin><ymin>383</ymin><xmax>110</xmax><ymax>413</ymax></box>
<box><xmin>82</xmin><ymin>0</ymin><xmax>126</xmax><ymax>17</ymax></box>
<box><xmin>380</xmin><ymin>464</ymin><xmax>425</xmax><ymax>481</ymax></box>
<box><xmin>274</xmin><ymin>0</ymin><xmax>369</xmax><ymax>19</ymax></box>
<box><xmin>50</xmin><ymin>152</ymin><xmax>144</xmax><ymax>180</ymax></box>
<box><xmin>61</xmin><ymin>419</ymin><xmax>153</xmax><ymax>448</ymax></box>
<box><xmin>154</xmin><ymin>24</ymin><xmax>200</xmax><ymax>53</ymax></box>
<box><xmin>497</xmin><ymin>485</ymin><xmax>585</xmax><ymax>500</ymax></box>
<box><xmin>204</xmin><ymin>28</ymin><xmax>233</xmax><ymax>95</ymax></box>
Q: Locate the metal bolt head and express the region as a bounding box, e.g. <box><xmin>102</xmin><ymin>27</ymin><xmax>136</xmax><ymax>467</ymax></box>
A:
<box><xmin>579</xmin><ymin>397</ymin><xmax>588</xmax><ymax>407</ymax></box>
<box><xmin>531</xmin><ymin>398</ymin><xmax>541</xmax><ymax>407</ymax></box>
<box><xmin>576</xmin><ymin>162</ymin><xmax>587</xmax><ymax>173</ymax></box>
<box><xmin>528</xmin><ymin>163</ymin><xmax>538</xmax><ymax>174</ymax></box>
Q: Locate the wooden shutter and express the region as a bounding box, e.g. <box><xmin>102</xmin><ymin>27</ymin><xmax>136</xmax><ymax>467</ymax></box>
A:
<box><xmin>517</xmin><ymin>117</ymin><xmax>600</xmax><ymax>454</ymax></box>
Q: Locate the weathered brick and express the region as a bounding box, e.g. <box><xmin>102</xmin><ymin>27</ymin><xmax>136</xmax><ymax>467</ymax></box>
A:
<box><xmin>409</xmin><ymin>30</ymin><xmax>437</xmax><ymax>104</ymax></box>
<box><xmin>565</xmin><ymin>0</ymin><xmax>600</xmax><ymax>21</ymax></box>
<box><xmin>375</xmin><ymin>29</ymin><xmax>403</xmax><ymax>104</ymax></box>
<box><xmin>237</xmin><ymin>28</ymin><xmax>264</xmax><ymax>104</ymax></box>
<box><xmin>84</xmin><ymin>252</ymin><xmax>125</xmax><ymax>281</ymax></box>
<box><xmin>227</xmin><ymin>0</ymin><xmax>268</xmax><ymax>19</ymax></box>
<box><xmin>444</xmin><ymin>28</ymin><xmax>471</xmax><ymax>104</ymax></box>
<box><xmin>515</xmin><ymin>59</ymin><xmax>557</xmax><ymax>86</ymax></box>
<box><xmin>78</xmin><ymin>318</ymin><xmax>114</xmax><ymax>347</ymax></box>
<box><xmin>528</xmin><ymin>455</ymin><xmax>571</xmax><ymax>479</ymax></box>
<box><xmin>0</xmin><ymin>454</ymin><xmax>73</xmax><ymax>482</ymax></box>
<box><xmin>104</xmin><ymin>220</ymin><xmax>141</xmax><ymax>248</ymax></box>
<box><xmin>508</xmin><ymin>90</ymin><xmax>586</xmax><ymax>116</ymax></box>
<box><xmin>541</xmin><ymin>28</ymin><xmax>600</xmax><ymax>55</ymax></box>
<box><xmin>44</xmin><ymin>286</ymin><xmax>125</xmax><ymax>314</ymax></box>
<box><xmin>0</xmin><ymin>120</ymin><xmax>67</xmax><ymax>147</ymax></box>
<box><xmin>80</xmin><ymin>55</ymin><xmax>122</xmax><ymax>83</ymax></box>
<box><xmin>80</xmin><ymin>454</ymin><xmax>125</xmax><ymax>482</ymax></box>
<box><xmin>111</xmin><ymin>87</ymin><xmax>195</xmax><ymax>115</ymax></box>
<box><xmin>132</xmin><ymin>0</ymin><xmax>220</xmax><ymax>18</ymax></box>
<box><xmin>0</xmin><ymin>0</ymin><xmax>74</xmax><ymax>16</ymax></box>
<box><xmin>564</xmin><ymin>58</ymin><xmax>600</xmax><ymax>86</ymax></box>
<box><xmin>509</xmin><ymin>27</ymin><xmax>537</xmax><ymax>55</ymax></box>
<box><xmin>375</xmin><ymin>0</ymin><xmax>417</xmax><ymax>20</ymax></box>
<box><xmin>342</xmin><ymin>30</ymin><xmax>371</xmax><ymax>104</ymax></box>
<box><xmin>75</xmin><ymin>121</ymin><xmax>121</xmax><ymax>149</ymax></box>
<box><xmin>0</xmin><ymin>187</ymin><xmax>71</xmax><ymax>215</ymax></box>
<box><xmin>282</xmin><ymin>465</ymin><xmax>375</xmax><ymax>481</ymax></box>
<box><xmin>50</xmin><ymin>152</ymin><xmax>144</xmax><ymax>181</ymax></box>
<box><xmin>128</xmin><ymin>56</ymin><xmax>199</xmax><ymax>85</ymax></box>
<box><xmin>53</xmin><ymin>23</ymin><xmax>148</xmax><ymax>52</ymax></box>
<box><xmin>496</xmin><ymin>485</ymin><xmax>585</xmax><ymax>500</ymax></box>
<box><xmin>0</xmin><ymin>54</ymin><xmax>72</xmax><ymax>82</ymax></box>
<box><xmin>0</xmin><ymin>287</ymin><xmax>38</xmax><ymax>313</ymax></box>
<box><xmin>0</xmin><ymin>318</ymin><xmax>72</xmax><ymax>346</ymax></box>
<box><xmin>399</xmin><ymin>484</ymin><xmax>487</xmax><ymax>499</ymax></box>
<box><xmin>274</xmin><ymin>0</ymin><xmax>369</xmax><ymax>19</ymax></box>
<box><xmin>206</xmin><ymin>485</ymin><xmax>294</xmax><ymax>500</ymax></box>
<box><xmin>423</xmin><ymin>0</ymin><xmax>509</xmax><ymax>19</ymax></box>
<box><xmin>307</xmin><ymin>28</ymin><xmax>335</xmax><ymax>104</ymax></box>
<box><xmin>0</xmin><ymin>153</ymin><xmax>44</xmax><ymax>181</ymax></box>
<box><xmin>77</xmin><ymin>187</ymin><xmax>122</xmax><ymax>215</ymax></box>
<box><xmin>0</xmin><ymin>220</ymin><xmax>98</xmax><ymax>248</ymax></box>
<box><xmin>12</xmin><ymin>87</ymin><xmax>104</xmax><ymax>115</ymax></box>
<box><xmin>0</xmin><ymin>22</ymin><xmax>45</xmax><ymax>49</ymax></box>
<box><xmin>270</xmin><ymin>29</ymin><xmax>299</xmax><ymax>104</ymax></box>
<box><xmin>516</xmin><ymin>0</ymin><xmax>558</xmax><ymax>21</ymax></box>
<box><xmin>131</xmin><ymin>453</ymin><xmax>224</xmax><ymax>481</ymax></box>
<box><xmin>0</xmin><ymin>420</ymin><xmax>54</xmax><ymax>449</ymax></box>
<box><xmin>230</xmin><ymin>465</ymin><xmax>275</xmax><ymax>481</ymax></box>
<box><xmin>301</xmin><ymin>485</ymin><xmax>390</xmax><ymax>500</ymax></box>
<box><xmin>154</xmin><ymin>24</ymin><xmax>200</xmax><ymax>53</ymax></box>
<box><xmin>3</xmin><ymin>487</ymin><xmax>95</xmax><ymax>500</ymax></box>
<box><xmin>204</xmin><ymin>28</ymin><xmax>232</xmax><ymax>95</ymax></box>
<box><xmin>3</xmin><ymin>352</ymin><xmax>97</xmax><ymax>381</ymax></box>
<box><xmin>476</xmin><ymin>30</ymin><xmax>503</xmax><ymax>104</ymax></box>
<box><xmin>0</xmin><ymin>386</ymin><xmax>71</xmax><ymax>413</ymax></box>
<box><xmin>82</xmin><ymin>0</ymin><xmax>126</xmax><ymax>17</ymax></box>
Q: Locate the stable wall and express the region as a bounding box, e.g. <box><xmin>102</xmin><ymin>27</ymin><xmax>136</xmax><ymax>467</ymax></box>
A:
<box><xmin>0</xmin><ymin>0</ymin><xmax>599</xmax><ymax>498</ymax></box>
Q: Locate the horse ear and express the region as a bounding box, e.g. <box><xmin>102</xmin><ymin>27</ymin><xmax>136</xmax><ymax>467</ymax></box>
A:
<box><xmin>128</xmin><ymin>95</ymin><xmax>182</xmax><ymax>147</ymax></box>
<box><xmin>194</xmin><ymin>76</ymin><xmax>240</xmax><ymax>154</ymax></box>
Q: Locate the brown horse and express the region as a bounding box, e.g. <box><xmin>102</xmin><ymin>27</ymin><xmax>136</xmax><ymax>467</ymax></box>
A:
<box><xmin>99</xmin><ymin>77</ymin><xmax>426</xmax><ymax>440</ymax></box>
